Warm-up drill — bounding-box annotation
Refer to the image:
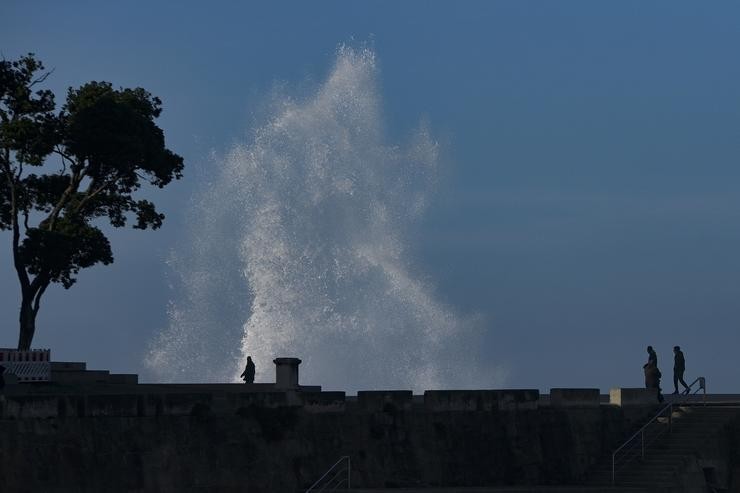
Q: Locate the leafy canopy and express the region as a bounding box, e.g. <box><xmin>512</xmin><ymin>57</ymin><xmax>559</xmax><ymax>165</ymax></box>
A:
<box><xmin>1</xmin><ymin>54</ymin><xmax>183</xmax><ymax>289</ymax></box>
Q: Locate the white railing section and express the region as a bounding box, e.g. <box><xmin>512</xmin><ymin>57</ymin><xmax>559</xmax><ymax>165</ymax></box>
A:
<box><xmin>305</xmin><ymin>456</ymin><xmax>350</xmax><ymax>492</ymax></box>
<box><xmin>611</xmin><ymin>376</ymin><xmax>706</xmax><ymax>485</ymax></box>
<box><xmin>0</xmin><ymin>348</ymin><xmax>51</xmax><ymax>382</ymax></box>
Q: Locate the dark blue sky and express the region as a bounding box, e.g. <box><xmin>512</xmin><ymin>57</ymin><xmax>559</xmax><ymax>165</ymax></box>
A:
<box><xmin>2</xmin><ymin>2</ymin><xmax>739</xmax><ymax>392</ymax></box>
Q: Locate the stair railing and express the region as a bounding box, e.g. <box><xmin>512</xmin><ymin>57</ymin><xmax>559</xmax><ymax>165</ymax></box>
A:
<box><xmin>305</xmin><ymin>456</ymin><xmax>350</xmax><ymax>492</ymax></box>
<box><xmin>611</xmin><ymin>376</ymin><xmax>706</xmax><ymax>485</ymax></box>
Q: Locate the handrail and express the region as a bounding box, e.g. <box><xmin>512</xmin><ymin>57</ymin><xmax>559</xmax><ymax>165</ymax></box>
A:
<box><xmin>305</xmin><ymin>456</ymin><xmax>350</xmax><ymax>492</ymax></box>
<box><xmin>611</xmin><ymin>376</ymin><xmax>706</xmax><ymax>485</ymax></box>
<box><xmin>691</xmin><ymin>376</ymin><xmax>707</xmax><ymax>405</ymax></box>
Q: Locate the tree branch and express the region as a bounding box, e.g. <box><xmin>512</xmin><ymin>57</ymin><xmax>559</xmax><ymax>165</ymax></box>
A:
<box><xmin>58</xmin><ymin>153</ymin><xmax>67</xmax><ymax>175</ymax></box>
<box><xmin>46</xmin><ymin>163</ymin><xmax>86</xmax><ymax>230</ymax></box>
<box><xmin>31</xmin><ymin>277</ymin><xmax>50</xmax><ymax>316</ymax></box>
<box><xmin>1</xmin><ymin>148</ymin><xmax>30</xmax><ymax>292</ymax></box>
<box><xmin>29</xmin><ymin>68</ymin><xmax>54</xmax><ymax>88</ymax></box>
<box><xmin>53</xmin><ymin>146</ymin><xmax>76</xmax><ymax>172</ymax></box>
<box><xmin>74</xmin><ymin>173</ymin><xmax>117</xmax><ymax>214</ymax></box>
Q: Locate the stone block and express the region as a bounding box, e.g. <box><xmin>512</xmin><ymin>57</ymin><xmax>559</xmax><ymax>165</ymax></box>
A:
<box><xmin>230</xmin><ymin>391</ymin><xmax>291</xmax><ymax>410</ymax></box>
<box><xmin>357</xmin><ymin>390</ymin><xmax>412</xmax><ymax>412</ymax></box>
<box><xmin>297</xmin><ymin>385</ymin><xmax>322</xmax><ymax>392</ymax></box>
<box><xmin>3</xmin><ymin>396</ymin><xmax>58</xmax><ymax>419</ymax></box>
<box><xmin>423</xmin><ymin>390</ymin><xmax>499</xmax><ymax>411</ymax></box>
<box><xmin>87</xmin><ymin>394</ymin><xmax>139</xmax><ymax>417</ymax></box>
<box><xmin>139</xmin><ymin>394</ymin><xmax>163</xmax><ymax>416</ymax></box>
<box><xmin>550</xmin><ymin>388</ymin><xmax>600</xmax><ymax>408</ymax></box>
<box><xmin>163</xmin><ymin>393</ymin><xmax>213</xmax><ymax>415</ymax></box>
<box><xmin>424</xmin><ymin>389</ymin><xmax>539</xmax><ymax>411</ymax></box>
<box><xmin>609</xmin><ymin>387</ymin><xmax>659</xmax><ymax>406</ymax></box>
<box><xmin>51</xmin><ymin>369</ymin><xmax>109</xmax><ymax>384</ymax></box>
<box><xmin>300</xmin><ymin>391</ymin><xmax>346</xmax><ymax>413</ymax></box>
<box><xmin>50</xmin><ymin>361</ymin><xmax>87</xmax><ymax>371</ymax></box>
<box><xmin>495</xmin><ymin>389</ymin><xmax>540</xmax><ymax>410</ymax></box>
<box><xmin>107</xmin><ymin>374</ymin><xmax>139</xmax><ymax>384</ymax></box>
<box><xmin>56</xmin><ymin>395</ymin><xmax>89</xmax><ymax>417</ymax></box>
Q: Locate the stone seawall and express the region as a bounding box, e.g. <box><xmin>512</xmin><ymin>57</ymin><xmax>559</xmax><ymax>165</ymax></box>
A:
<box><xmin>0</xmin><ymin>386</ymin><xmax>658</xmax><ymax>492</ymax></box>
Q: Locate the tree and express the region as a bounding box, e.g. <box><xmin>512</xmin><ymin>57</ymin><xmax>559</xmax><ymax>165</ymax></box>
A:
<box><xmin>1</xmin><ymin>54</ymin><xmax>183</xmax><ymax>350</ymax></box>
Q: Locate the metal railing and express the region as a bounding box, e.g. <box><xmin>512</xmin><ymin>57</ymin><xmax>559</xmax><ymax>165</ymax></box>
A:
<box><xmin>305</xmin><ymin>456</ymin><xmax>350</xmax><ymax>492</ymax></box>
<box><xmin>611</xmin><ymin>376</ymin><xmax>706</xmax><ymax>485</ymax></box>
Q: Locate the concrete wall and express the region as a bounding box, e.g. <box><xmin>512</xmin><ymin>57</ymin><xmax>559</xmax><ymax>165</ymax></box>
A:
<box><xmin>0</xmin><ymin>387</ymin><xmax>643</xmax><ymax>492</ymax></box>
<box><xmin>684</xmin><ymin>409</ymin><xmax>740</xmax><ymax>492</ymax></box>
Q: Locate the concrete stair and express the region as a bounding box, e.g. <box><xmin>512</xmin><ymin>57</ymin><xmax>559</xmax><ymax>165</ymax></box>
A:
<box><xmin>584</xmin><ymin>405</ymin><xmax>739</xmax><ymax>491</ymax></box>
<box><xmin>307</xmin><ymin>405</ymin><xmax>738</xmax><ymax>493</ymax></box>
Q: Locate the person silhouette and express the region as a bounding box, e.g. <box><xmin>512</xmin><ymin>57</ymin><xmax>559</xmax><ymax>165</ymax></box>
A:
<box><xmin>672</xmin><ymin>346</ymin><xmax>689</xmax><ymax>395</ymax></box>
<box><xmin>645</xmin><ymin>345</ymin><xmax>657</xmax><ymax>368</ymax></box>
<box><xmin>240</xmin><ymin>356</ymin><xmax>255</xmax><ymax>384</ymax></box>
<box><xmin>643</xmin><ymin>346</ymin><xmax>663</xmax><ymax>403</ymax></box>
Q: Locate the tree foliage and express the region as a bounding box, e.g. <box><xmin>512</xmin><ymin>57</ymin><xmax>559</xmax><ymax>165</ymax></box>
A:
<box><xmin>0</xmin><ymin>54</ymin><xmax>183</xmax><ymax>349</ymax></box>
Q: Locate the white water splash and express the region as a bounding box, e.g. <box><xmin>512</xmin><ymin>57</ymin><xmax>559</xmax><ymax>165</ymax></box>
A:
<box><xmin>146</xmin><ymin>46</ymin><xmax>502</xmax><ymax>391</ymax></box>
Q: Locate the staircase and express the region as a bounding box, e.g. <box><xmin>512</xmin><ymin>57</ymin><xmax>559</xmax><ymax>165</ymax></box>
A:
<box><xmin>304</xmin><ymin>389</ymin><xmax>739</xmax><ymax>493</ymax></box>
<box><xmin>585</xmin><ymin>405</ymin><xmax>740</xmax><ymax>491</ymax></box>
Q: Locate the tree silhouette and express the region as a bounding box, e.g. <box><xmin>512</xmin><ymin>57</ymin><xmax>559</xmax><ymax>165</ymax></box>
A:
<box><xmin>1</xmin><ymin>54</ymin><xmax>183</xmax><ymax>350</ymax></box>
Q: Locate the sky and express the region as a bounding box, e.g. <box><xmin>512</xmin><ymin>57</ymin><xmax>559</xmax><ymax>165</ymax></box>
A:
<box><xmin>1</xmin><ymin>1</ymin><xmax>739</xmax><ymax>393</ymax></box>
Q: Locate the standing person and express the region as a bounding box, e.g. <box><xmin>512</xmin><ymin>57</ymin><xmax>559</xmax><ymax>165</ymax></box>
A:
<box><xmin>646</xmin><ymin>345</ymin><xmax>658</xmax><ymax>368</ymax></box>
<box><xmin>672</xmin><ymin>346</ymin><xmax>689</xmax><ymax>395</ymax></box>
<box><xmin>240</xmin><ymin>356</ymin><xmax>256</xmax><ymax>384</ymax></box>
<box><xmin>643</xmin><ymin>346</ymin><xmax>663</xmax><ymax>403</ymax></box>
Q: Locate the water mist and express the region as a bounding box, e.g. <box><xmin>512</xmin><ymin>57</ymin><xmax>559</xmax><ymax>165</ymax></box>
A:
<box><xmin>145</xmin><ymin>47</ymin><xmax>500</xmax><ymax>392</ymax></box>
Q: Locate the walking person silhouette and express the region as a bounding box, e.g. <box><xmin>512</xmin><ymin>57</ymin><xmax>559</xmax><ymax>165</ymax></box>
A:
<box><xmin>240</xmin><ymin>356</ymin><xmax>256</xmax><ymax>384</ymax></box>
<box><xmin>672</xmin><ymin>346</ymin><xmax>689</xmax><ymax>395</ymax></box>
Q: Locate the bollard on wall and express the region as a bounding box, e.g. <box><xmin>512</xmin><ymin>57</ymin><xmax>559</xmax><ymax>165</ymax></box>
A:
<box><xmin>273</xmin><ymin>358</ymin><xmax>302</xmax><ymax>389</ymax></box>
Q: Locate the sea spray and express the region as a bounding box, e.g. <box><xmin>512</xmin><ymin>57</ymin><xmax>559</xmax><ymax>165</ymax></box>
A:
<box><xmin>146</xmin><ymin>46</ymin><xmax>499</xmax><ymax>391</ymax></box>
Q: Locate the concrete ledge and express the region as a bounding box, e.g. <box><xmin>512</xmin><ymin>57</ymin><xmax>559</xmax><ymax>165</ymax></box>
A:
<box><xmin>50</xmin><ymin>361</ymin><xmax>87</xmax><ymax>371</ymax></box>
<box><xmin>424</xmin><ymin>390</ymin><xmax>499</xmax><ymax>411</ymax></box>
<box><xmin>227</xmin><ymin>392</ymin><xmax>292</xmax><ymax>411</ymax></box>
<box><xmin>357</xmin><ymin>390</ymin><xmax>412</xmax><ymax>412</ymax></box>
<box><xmin>609</xmin><ymin>387</ymin><xmax>659</xmax><ymax>406</ymax></box>
<box><xmin>49</xmin><ymin>366</ymin><xmax>138</xmax><ymax>385</ymax></box>
<box><xmin>495</xmin><ymin>389</ymin><xmax>539</xmax><ymax>410</ymax></box>
<box><xmin>51</xmin><ymin>370</ymin><xmax>110</xmax><ymax>384</ymax></box>
<box><xmin>550</xmin><ymin>388</ymin><xmax>600</xmax><ymax>408</ymax></box>
<box><xmin>107</xmin><ymin>374</ymin><xmax>138</xmax><ymax>385</ymax></box>
<box><xmin>137</xmin><ymin>383</ymin><xmax>316</xmax><ymax>393</ymax></box>
<box><xmin>1</xmin><ymin>390</ymin><xmax>344</xmax><ymax>418</ymax></box>
<box><xmin>424</xmin><ymin>390</ymin><xmax>539</xmax><ymax>411</ymax></box>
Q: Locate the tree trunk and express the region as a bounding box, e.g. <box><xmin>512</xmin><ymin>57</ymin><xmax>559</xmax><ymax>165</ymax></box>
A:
<box><xmin>17</xmin><ymin>297</ymin><xmax>36</xmax><ymax>351</ymax></box>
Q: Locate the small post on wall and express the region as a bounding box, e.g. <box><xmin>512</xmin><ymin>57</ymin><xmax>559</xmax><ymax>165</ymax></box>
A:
<box><xmin>273</xmin><ymin>357</ymin><xmax>302</xmax><ymax>389</ymax></box>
